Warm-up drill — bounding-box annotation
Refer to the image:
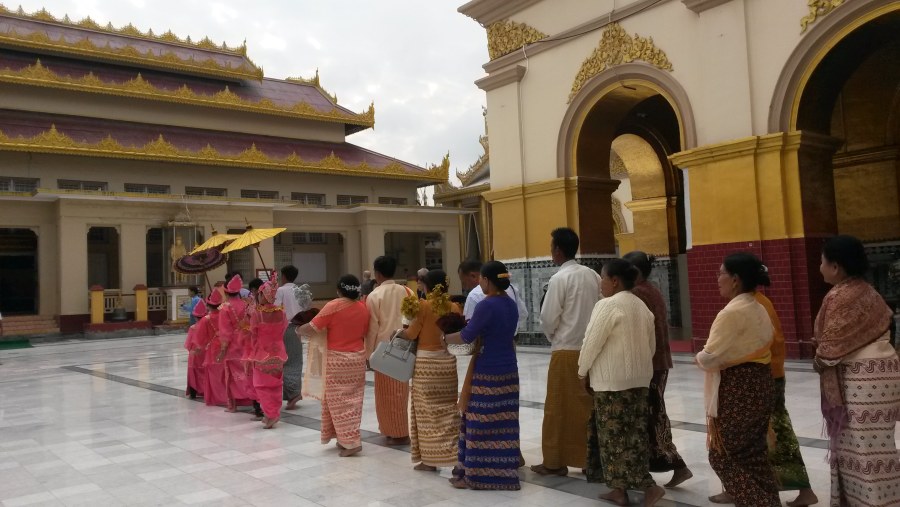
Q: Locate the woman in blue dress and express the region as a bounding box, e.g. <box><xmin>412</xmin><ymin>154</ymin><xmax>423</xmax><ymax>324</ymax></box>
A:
<box><xmin>444</xmin><ymin>260</ymin><xmax>520</xmax><ymax>490</ymax></box>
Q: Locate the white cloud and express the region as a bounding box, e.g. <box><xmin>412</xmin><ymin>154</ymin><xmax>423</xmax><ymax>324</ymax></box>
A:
<box><xmin>306</xmin><ymin>35</ymin><xmax>322</xmax><ymax>51</ymax></box>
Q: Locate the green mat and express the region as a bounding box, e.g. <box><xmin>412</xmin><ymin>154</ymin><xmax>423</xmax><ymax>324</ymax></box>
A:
<box><xmin>0</xmin><ymin>339</ymin><xmax>33</xmax><ymax>349</ymax></box>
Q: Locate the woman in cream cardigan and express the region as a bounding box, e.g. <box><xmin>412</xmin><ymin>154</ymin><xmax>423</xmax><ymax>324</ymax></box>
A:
<box><xmin>695</xmin><ymin>253</ymin><xmax>780</xmax><ymax>506</ymax></box>
<box><xmin>578</xmin><ymin>258</ymin><xmax>665</xmax><ymax>507</ymax></box>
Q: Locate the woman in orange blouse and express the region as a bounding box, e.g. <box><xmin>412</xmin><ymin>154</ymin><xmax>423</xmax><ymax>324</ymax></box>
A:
<box><xmin>401</xmin><ymin>269</ymin><xmax>462</xmax><ymax>471</ymax></box>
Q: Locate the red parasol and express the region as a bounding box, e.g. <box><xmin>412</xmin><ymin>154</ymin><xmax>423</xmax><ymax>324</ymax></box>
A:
<box><xmin>173</xmin><ymin>247</ymin><xmax>228</xmax><ymax>292</ymax></box>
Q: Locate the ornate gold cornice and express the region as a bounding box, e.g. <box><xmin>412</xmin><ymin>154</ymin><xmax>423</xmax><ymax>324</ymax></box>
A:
<box><xmin>0</xmin><ymin>4</ymin><xmax>247</xmax><ymax>55</ymax></box>
<box><xmin>486</xmin><ymin>19</ymin><xmax>547</xmax><ymax>60</ymax></box>
<box><xmin>0</xmin><ymin>125</ymin><xmax>447</xmax><ymax>183</ymax></box>
<box><xmin>0</xmin><ymin>61</ymin><xmax>374</xmax><ymax>128</ymax></box>
<box><xmin>610</xmin><ymin>152</ymin><xmax>628</xmax><ymax>179</ymax></box>
<box><xmin>800</xmin><ymin>0</ymin><xmax>845</xmax><ymax>33</ymax></box>
<box><xmin>568</xmin><ymin>23</ymin><xmax>673</xmax><ymax>103</ymax></box>
<box><xmin>0</xmin><ymin>26</ymin><xmax>262</xmax><ymax>81</ymax></box>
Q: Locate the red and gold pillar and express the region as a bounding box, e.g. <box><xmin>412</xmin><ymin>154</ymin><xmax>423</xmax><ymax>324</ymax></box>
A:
<box><xmin>671</xmin><ymin>131</ymin><xmax>840</xmax><ymax>358</ymax></box>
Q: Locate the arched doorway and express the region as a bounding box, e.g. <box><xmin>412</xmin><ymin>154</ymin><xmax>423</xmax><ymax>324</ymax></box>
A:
<box><xmin>791</xmin><ymin>6</ymin><xmax>900</xmax><ymax>309</ymax></box>
<box><xmin>0</xmin><ymin>228</ymin><xmax>38</xmax><ymax>315</ymax></box>
<box><xmin>560</xmin><ymin>67</ymin><xmax>694</xmax><ymax>334</ymax></box>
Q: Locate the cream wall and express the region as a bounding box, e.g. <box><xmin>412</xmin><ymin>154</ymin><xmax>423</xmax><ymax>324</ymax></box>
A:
<box><xmin>479</xmin><ymin>0</ymin><xmax>847</xmax><ymax>191</ymax></box>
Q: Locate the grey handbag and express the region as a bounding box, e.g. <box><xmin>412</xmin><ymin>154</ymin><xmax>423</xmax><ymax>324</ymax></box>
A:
<box><xmin>369</xmin><ymin>329</ymin><xmax>417</xmax><ymax>382</ymax></box>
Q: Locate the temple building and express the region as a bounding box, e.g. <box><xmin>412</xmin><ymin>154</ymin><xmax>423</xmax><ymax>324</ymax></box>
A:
<box><xmin>0</xmin><ymin>6</ymin><xmax>463</xmax><ymax>334</ymax></box>
<box><xmin>457</xmin><ymin>0</ymin><xmax>900</xmax><ymax>354</ymax></box>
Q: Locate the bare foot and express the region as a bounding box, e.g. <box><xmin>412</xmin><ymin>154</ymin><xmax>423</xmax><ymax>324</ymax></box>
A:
<box><xmin>643</xmin><ymin>485</ymin><xmax>665</xmax><ymax>507</ymax></box>
<box><xmin>599</xmin><ymin>489</ymin><xmax>629</xmax><ymax>506</ymax></box>
<box><xmin>284</xmin><ymin>394</ymin><xmax>302</xmax><ymax>410</ymax></box>
<box><xmin>263</xmin><ymin>417</ymin><xmax>279</xmax><ymax>429</ymax></box>
<box><xmin>335</xmin><ymin>442</ymin><xmax>345</xmax><ymax>449</ymax></box>
<box><xmin>787</xmin><ymin>488</ymin><xmax>819</xmax><ymax>507</ymax></box>
<box><xmin>708</xmin><ymin>492</ymin><xmax>734</xmax><ymax>504</ymax></box>
<box><xmin>339</xmin><ymin>445</ymin><xmax>362</xmax><ymax>457</ymax></box>
<box><xmin>664</xmin><ymin>467</ymin><xmax>693</xmax><ymax>488</ymax></box>
<box><xmin>414</xmin><ymin>463</ymin><xmax>437</xmax><ymax>471</ymax></box>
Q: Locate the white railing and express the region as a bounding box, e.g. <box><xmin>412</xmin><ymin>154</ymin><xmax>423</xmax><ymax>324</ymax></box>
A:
<box><xmin>148</xmin><ymin>289</ymin><xmax>167</xmax><ymax>311</ymax></box>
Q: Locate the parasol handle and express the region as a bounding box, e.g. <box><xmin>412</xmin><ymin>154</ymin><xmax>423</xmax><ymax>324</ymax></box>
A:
<box><xmin>204</xmin><ymin>272</ymin><xmax>212</xmax><ymax>293</ymax></box>
<box><xmin>254</xmin><ymin>244</ymin><xmax>268</xmax><ymax>275</ymax></box>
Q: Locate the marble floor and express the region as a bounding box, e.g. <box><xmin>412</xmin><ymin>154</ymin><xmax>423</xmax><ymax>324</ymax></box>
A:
<box><xmin>0</xmin><ymin>335</ymin><xmax>878</xmax><ymax>506</ymax></box>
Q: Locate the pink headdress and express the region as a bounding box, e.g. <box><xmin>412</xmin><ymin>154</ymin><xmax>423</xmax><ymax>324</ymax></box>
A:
<box><xmin>192</xmin><ymin>299</ymin><xmax>208</xmax><ymax>318</ymax></box>
<box><xmin>260</xmin><ymin>274</ymin><xmax>279</xmax><ymax>305</ymax></box>
<box><xmin>206</xmin><ymin>290</ymin><xmax>223</xmax><ymax>307</ymax></box>
<box><xmin>225</xmin><ymin>274</ymin><xmax>243</xmax><ymax>295</ymax></box>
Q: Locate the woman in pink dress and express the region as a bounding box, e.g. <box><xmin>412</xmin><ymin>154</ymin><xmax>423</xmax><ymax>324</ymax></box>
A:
<box><xmin>202</xmin><ymin>290</ymin><xmax>228</xmax><ymax>406</ymax></box>
<box><xmin>297</xmin><ymin>274</ymin><xmax>369</xmax><ymax>457</ymax></box>
<box><xmin>184</xmin><ymin>299</ymin><xmax>208</xmax><ymax>399</ymax></box>
<box><xmin>219</xmin><ymin>275</ymin><xmax>255</xmax><ymax>413</ymax></box>
<box><xmin>250</xmin><ymin>276</ymin><xmax>289</xmax><ymax>429</ymax></box>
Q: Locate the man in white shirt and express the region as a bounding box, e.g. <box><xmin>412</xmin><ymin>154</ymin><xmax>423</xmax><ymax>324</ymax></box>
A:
<box><xmin>275</xmin><ymin>265</ymin><xmax>303</xmax><ymax>410</ymax></box>
<box><xmin>461</xmin><ymin>260</ymin><xmax>528</xmax><ymax>330</ymax></box>
<box><xmin>531</xmin><ymin>227</ymin><xmax>600</xmax><ymax>476</ymax></box>
<box><xmin>365</xmin><ymin>256</ymin><xmax>411</xmax><ymax>445</ymax></box>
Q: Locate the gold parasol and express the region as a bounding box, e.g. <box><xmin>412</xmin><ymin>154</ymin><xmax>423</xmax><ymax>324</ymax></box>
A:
<box><xmin>189</xmin><ymin>226</ymin><xmax>240</xmax><ymax>255</ymax></box>
<box><xmin>220</xmin><ymin>223</ymin><xmax>286</xmax><ymax>273</ymax></box>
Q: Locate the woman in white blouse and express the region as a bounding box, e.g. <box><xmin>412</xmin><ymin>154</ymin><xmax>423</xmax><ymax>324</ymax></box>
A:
<box><xmin>578</xmin><ymin>259</ymin><xmax>664</xmax><ymax>506</ymax></box>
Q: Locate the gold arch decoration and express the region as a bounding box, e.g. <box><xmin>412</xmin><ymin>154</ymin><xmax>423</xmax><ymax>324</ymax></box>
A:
<box><xmin>610</xmin><ymin>151</ymin><xmax>628</xmax><ymax>179</ymax></box>
<box><xmin>0</xmin><ymin>61</ymin><xmax>374</xmax><ymax>128</ymax></box>
<box><xmin>611</xmin><ymin>196</ymin><xmax>627</xmax><ymax>235</ymax></box>
<box><xmin>486</xmin><ymin>19</ymin><xmax>547</xmax><ymax>60</ymax></box>
<box><xmin>0</xmin><ymin>125</ymin><xmax>448</xmax><ymax>183</ymax></box>
<box><xmin>568</xmin><ymin>23</ymin><xmax>673</xmax><ymax>103</ymax></box>
<box><xmin>0</xmin><ymin>4</ymin><xmax>247</xmax><ymax>55</ymax></box>
<box><xmin>800</xmin><ymin>0</ymin><xmax>845</xmax><ymax>33</ymax></box>
<box><xmin>0</xmin><ymin>27</ymin><xmax>262</xmax><ymax>81</ymax></box>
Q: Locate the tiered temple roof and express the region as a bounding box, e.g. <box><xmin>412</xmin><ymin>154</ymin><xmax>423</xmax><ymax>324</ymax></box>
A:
<box><xmin>0</xmin><ymin>4</ymin><xmax>446</xmax><ymax>184</ymax></box>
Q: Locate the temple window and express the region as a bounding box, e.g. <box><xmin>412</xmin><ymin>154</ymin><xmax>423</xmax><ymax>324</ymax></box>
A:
<box><xmin>125</xmin><ymin>183</ymin><xmax>170</xmax><ymax>194</ymax></box>
<box><xmin>0</xmin><ymin>177</ymin><xmax>39</xmax><ymax>192</ymax></box>
<box><xmin>337</xmin><ymin>194</ymin><xmax>368</xmax><ymax>205</ymax></box>
<box><xmin>58</xmin><ymin>179</ymin><xmax>107</xmax><ymax>191</ymax></box>
<box><xmin>185</xmin><ymin>186</ymin><xmax>226</xmax><ymax>197</ymax></box>
<box><xmin>378</xmin><ymin>197</ymin><xmax>408</xmax><ymax>205</ymax></box>
<box><xmin>240</xmin><ymin>189</ymin><xmax>279</xmax><ymax>199</ymax></box>
<box><xmin>291</xmin><ymin>192</ymin><xmax>326</xmax><ymax>205</ymax></box>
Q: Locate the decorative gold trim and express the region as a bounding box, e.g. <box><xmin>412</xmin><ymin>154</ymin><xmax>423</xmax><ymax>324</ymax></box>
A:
<box><xmin>610</xmin><ymin>151</ymin><xmax>628</xmax><ymax>179</ymax></box>
<box><xmin>486</xmin><ymin>19</ymin><xmax>547</xmax><ymax>60</ymax></box>
<box><xmin>568</xmin><ymin>23</ymin><xmax>673</xmax><ymax>103</ymax></box>
<box><xmin>800</xmin><ymin>0</ymin><xmax>845</xmax><ymax>33</ymax></box>
<box><xmin>0</xmin><ymin>27</ymin><xmax>262</xmax><ymax>81</ymax></box>
<box><xmin>434</xmin><ymin>182</ymin><xmax>490</xmax><ymax>202</ymax></box>
<box><xmin>0</xmin><ymin>125</ymin><xmax>447</xmax><ymax>183</ymax></box>
<box><xmin>611</xmin><ymin>196</ymin><xmax>627</xmax><ymax>235</ymax></box>
<box><xmin>287</xmin><ymin>69</ymin><xmax>339</xmax><ymax>104</ymax></box>
<box><xmin>458</xmin><ymin>135</ymin><xmax>490</xmax><ymax>186</ymax></box>
<box><xmin>0</xmin><ymin>4</ymin><xmax>247</xmax><ymax>55</ymax></box>
<box><xmin>0</xmin><ymin>61</ymin><xmax>374</xmax><ymax>127</ymax></box>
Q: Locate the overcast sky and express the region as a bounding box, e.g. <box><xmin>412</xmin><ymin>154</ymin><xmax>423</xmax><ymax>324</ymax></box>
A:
<box><xmin>15</xmin><ymin>0</ymin><xmax>489</xmax><ymax>184</ymax></box>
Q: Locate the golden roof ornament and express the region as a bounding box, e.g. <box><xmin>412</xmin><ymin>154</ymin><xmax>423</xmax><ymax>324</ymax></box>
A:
<box><xmin>568</xmin><ymin>22</ymin><xmax>673</xmax><ymax>103</ymax></box>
